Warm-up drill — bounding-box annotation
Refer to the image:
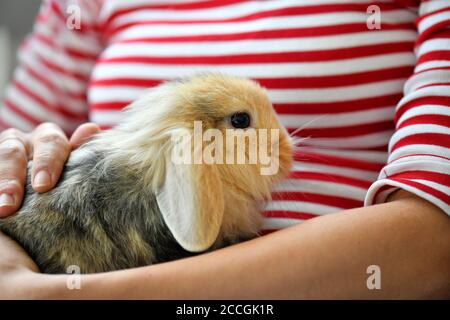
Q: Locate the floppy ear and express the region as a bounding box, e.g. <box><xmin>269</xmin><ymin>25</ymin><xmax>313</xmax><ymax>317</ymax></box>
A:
<box><xmin>156</xmin><ymin>160</ymin><xmax>224</xmax><ymax>252</ymax></box>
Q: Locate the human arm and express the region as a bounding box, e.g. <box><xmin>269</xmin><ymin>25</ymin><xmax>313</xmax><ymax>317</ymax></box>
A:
<box><xmin>365</xmin><ymin>0</ymin><xmax>450</xmax><ymax>213</ymax></box>
<box><xmin>1</xmin><ymin>0</ymin><xmax>450</xmax><ymax>299</ymax></box>
<box><xmin>1</xmin><ymin>189</ymin><xmax>449</xmax><ymax>299</ymax></box>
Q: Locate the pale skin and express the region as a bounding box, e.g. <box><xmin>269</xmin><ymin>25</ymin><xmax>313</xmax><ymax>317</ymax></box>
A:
<box><xmin>0</xmin><ymin>124</ymin><xmax>449</xmax><ymax>299</ymax></box>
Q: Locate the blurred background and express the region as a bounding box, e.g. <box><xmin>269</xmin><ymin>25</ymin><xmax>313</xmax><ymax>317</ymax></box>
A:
<box><xmin>0</xmin><ymin>0</ymin><xmax>40</xmax><ymax>99</ymax></box>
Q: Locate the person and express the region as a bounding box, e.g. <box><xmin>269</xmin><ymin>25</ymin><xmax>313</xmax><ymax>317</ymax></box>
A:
<box><xmin>0</xmin><ymin>0</ymin><xmax>449</xmax><ymax>299</ymax></box>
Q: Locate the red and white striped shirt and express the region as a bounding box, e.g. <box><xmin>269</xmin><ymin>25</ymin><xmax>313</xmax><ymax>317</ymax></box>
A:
<box><xmin>1</xmin><ymin>0</ymin><xmax>449</xmax><ymax>231</ymax></box>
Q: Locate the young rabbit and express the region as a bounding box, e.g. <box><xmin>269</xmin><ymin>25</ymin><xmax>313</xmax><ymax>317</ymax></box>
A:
<box><xmin>0</xmin><ymin>74</ymin><xmax>292</xmax><ymax>274</ymax></box>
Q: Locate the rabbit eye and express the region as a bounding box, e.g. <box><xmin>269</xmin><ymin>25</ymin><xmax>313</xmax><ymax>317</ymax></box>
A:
<box><xmin>230</xmin><ymin>112</ymin><xmax>251</xmax><ymax>129</ymax></box>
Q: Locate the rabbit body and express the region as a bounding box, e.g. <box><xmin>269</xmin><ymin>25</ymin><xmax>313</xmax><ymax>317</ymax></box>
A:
<box><xmin>0</xmin><ymin>147</ymin><xmax>193</xmax><ymax>273</ymax></box>
<box><xmin>0</xmin><ymin>74</ymin><xmax>293</xmax><ymax>274</ymax></box>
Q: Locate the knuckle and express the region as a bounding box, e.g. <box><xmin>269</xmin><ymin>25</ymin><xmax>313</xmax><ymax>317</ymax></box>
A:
<box><xmin>36</xmin><ymin>132</ymin><xmax>68</xmax><ymax>147</ymax></box>
<box><xmin>36</xmin><ymin>122</ymin><xmax>57</xmax><ymax>130</ymax></box>
<box><xmin>0</xmin><ymin>179</ymin><xmax>23</xmax><ymax>192</ymax></box>
<box><xmin>35</xmin><ymin>122</ymin><xmax>64</xmax><ymax>134</ymax></box>
<box><xmin>0</xmin><ymin>140</ymin><xmax>26</xmax><ymax>160</ymax></box>
<box><xmin>0</xmin><ymin>128</ymin><xmax>22</xmax><ymax>139</ymax></box>
<box><xmin>33</xmin><ymin>149</ymin><xmax>67</xmax><ymax>171</ymax></box>
<box><xmin>33</xmin><ymin>154</ymin><xmax>54</xmax><ymax>169</ymax></box>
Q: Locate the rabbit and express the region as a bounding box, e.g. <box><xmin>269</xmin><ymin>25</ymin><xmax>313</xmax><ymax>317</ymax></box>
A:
<box><xmin>0</xmin><ymin>73</ymin><xmax>293</xmax><ymax>274</ymax></box>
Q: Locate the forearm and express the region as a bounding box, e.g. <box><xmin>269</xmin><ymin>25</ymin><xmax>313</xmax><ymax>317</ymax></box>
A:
<box><xmin>42</xmin><ymin>192</ymin><xmax>450</xmax><ymax>299</ymax></box>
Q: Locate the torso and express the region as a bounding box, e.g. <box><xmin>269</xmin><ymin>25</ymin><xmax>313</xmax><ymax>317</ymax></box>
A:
<box><xmin>87</xmin><ymin>0</ymin><xmax>417</xmax><ymax>231</ymax></box>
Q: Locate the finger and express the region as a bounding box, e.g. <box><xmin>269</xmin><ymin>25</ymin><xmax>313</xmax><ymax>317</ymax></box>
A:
<box><xmin>69</xmin><ymin>122</ymin><xmax>100</xmax><ymax>149</ymax></box>
<box><xmin>0</xmin><ymin>133</ymin><xmax>29</xmax><ymax>217</ymax></box>
<box><xmin>30</xmin><ymin>123</ymin><xmax>70</xmax><ymax>193</ymax></box>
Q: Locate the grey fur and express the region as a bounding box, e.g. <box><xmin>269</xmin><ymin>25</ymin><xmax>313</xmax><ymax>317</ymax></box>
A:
<box><xmin>0</xmin><ymin>145</ymin><xmax>198</xmax><ymax>273</ymax></box>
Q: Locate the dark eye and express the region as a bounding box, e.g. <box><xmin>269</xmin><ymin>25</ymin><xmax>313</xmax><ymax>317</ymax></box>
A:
<box><xmin>230</xmin><ymin>112</ymin><xmax>251</xmax><ymax>129</ymax></box>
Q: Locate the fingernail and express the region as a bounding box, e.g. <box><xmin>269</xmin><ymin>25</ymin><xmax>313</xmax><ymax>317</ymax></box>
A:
<box><xmin>34</xmin><ymin>170</ymin><xmax>51</xmax><ymax>187</ymax></box>
<box><xmin>0</xmin><ymin>193</ymin><xmax>15</xmax><ymax>207</ymax></box>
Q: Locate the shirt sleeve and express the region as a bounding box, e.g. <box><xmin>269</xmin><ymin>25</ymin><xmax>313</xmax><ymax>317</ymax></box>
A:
<box><xmin>365</xmin><ymin>0</ymin><xmax>450</xmax><ymax>215</ymax></box>
<box><xmin>0</xmin><ymin>0</ymin><xmax>103</xmax><ymax>135</ymax></box>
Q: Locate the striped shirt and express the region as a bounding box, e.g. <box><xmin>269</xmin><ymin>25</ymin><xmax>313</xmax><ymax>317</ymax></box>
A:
<box><xmin>1</xmin><ymin>0</ymin><xmax>449</xmax><ymax>232</ymax></box>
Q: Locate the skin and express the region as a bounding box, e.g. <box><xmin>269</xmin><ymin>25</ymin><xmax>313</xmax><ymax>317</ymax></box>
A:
<box><xmin>0</xmin><ymin>123</ymin><xmax>100</xmax><ymax>217</ymax></box>
<box><xmin>0</xmin><ymin>124</ymin><xmax>449</xmax><ymax>299</ymax></box>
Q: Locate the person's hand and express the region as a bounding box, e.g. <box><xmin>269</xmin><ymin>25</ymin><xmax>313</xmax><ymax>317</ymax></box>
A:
<box><xmin>0</xmin><ymin>122</ymin><xmax>100</xmax><ymax>217</ymax></box>
<box><xmin>0</xmin><ymin>231</ymin><xmax>42</xmax><ymax>299</ymax></box>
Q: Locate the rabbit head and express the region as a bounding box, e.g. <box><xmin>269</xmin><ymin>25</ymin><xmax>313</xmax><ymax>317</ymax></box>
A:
<box><xmin>97</xmin><ymin>73</ymin><xmax>293</xmax><ymax>253</ymax></box>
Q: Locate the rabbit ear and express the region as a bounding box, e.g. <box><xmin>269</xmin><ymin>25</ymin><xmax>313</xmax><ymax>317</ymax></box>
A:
<box><xmin>156</xmin><ymin>160</ymin><xmax>224</xmax><ymax>252</ymax></box>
